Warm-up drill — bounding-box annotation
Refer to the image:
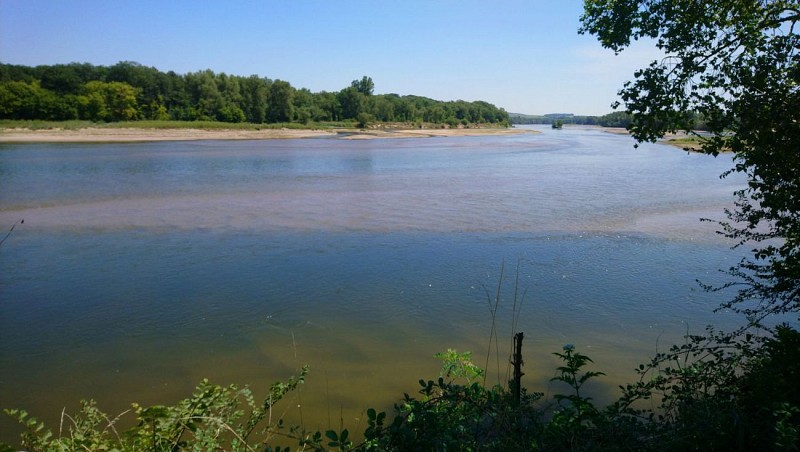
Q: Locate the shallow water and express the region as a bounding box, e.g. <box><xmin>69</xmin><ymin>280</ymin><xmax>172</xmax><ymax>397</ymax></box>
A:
<box><xmin>0</xmin><ymin>126</ymin><xmax>749</xmax><ymax>443</ymax></box>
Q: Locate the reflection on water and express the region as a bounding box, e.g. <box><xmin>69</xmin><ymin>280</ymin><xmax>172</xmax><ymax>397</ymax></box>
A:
<box><xmin>0</xmin><ymin>126</ymin><xmax>748</xmax><ymax>443</ymax></box>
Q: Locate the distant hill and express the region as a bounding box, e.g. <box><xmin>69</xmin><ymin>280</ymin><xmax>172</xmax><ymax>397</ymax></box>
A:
<box><xmin>510</xmin><ymin>111</ymin><xmax>709</xmax><ymax>131</ymax></box>
<box><xmin>510</xmin><ymin>112</ymin><xmax>631</xmax><ymax>127</ymax></box>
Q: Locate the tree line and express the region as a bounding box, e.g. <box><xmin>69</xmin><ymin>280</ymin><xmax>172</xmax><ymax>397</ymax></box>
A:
<box><xmin>509</xmin><ymin>111</ymin><xmax>634</xmax><ymax>127</ymax></box>
<box><xmin>510</xmin><ymin>111</ymin><xmax>710</xmax><ymax>130</ymax></box>
<box><xmin>0</xmin><ymin>61</ymin><xmax>510</xmax><ymax>126</ymax></box>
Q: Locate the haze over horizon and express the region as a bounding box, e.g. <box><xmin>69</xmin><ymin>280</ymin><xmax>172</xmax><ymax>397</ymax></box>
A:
<box><xmin>0</xmin><ymin>0</ymin><xmax>663</xmax><ymax>116</ymax></box>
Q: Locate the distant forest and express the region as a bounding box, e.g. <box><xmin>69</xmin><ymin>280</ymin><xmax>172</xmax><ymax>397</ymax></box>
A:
<box><xmin>510</xmin><ymin>111</ymin><xmax>709</xmax><ymax>130</ymax></box>
<box><xmin>0</xmin><ymin>61</ymin><xmax>509</xmax><ymax>126</ymax></box>
<box><xmin>509</xmin><ymin>112</ymin><xmax>633</xmax><ymax>127</ymax></box>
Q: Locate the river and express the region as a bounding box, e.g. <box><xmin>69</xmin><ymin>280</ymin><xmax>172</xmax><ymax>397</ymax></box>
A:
<box><xmin>0</xmin><ymin>125</ymin><xmax>748</xmax><ymax>443</ymax></box>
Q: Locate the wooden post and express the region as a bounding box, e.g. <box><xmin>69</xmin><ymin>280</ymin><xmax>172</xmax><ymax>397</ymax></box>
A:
<box><xmin>511</xmin><ymin>332</ymin><xmax>524</xmax><ymax>406</ymax></box>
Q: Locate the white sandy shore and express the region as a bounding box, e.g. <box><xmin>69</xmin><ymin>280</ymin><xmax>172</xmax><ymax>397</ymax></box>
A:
<box><xmin>0</xmin><ymin>126</ymin><xmax>534</xmax><ymax>143</ymax></box>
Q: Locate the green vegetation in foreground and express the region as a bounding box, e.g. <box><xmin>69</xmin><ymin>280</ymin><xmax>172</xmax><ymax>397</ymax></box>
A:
<box><xmin>3</xmin><ymin>325</ymin><xmax>799</xmax><ymax>451</ymax></box>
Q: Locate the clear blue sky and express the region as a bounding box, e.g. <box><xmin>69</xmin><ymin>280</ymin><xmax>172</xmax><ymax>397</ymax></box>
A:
<box><xmin>0</xmin><ymin>0</ymin><xmax>661</xmax><ymax>116</ymax></box>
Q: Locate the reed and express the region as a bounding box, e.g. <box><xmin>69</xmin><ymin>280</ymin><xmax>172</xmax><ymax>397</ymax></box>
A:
<box><xmin>482</xmin><ymin>259</ymin><xmax>527</xmax><ymax>388</ymax></box>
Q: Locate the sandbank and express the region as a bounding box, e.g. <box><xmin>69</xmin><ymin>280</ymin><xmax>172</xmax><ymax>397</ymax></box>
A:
<box><xmin>0</xmin><ymin>127</ymin><xmax>335</xmax><ymax>143</ymax></box>
<box><xmin>0</xmin><ymin>126</ymin><xmax>534</xmax><ymax>143</ymax></box>
<box><xmin>337</xmin><ymin>127</ymin><xmax>534</xmax><ymax>140</ymax></box>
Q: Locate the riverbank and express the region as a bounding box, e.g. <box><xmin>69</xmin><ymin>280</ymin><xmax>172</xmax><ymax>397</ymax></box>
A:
<box><xmin>600</xmin><ymin>126</ymin><xmax>712</xmax><ymax>152</ymax></box>
<box><xmin>0</xmin><ymin>126</ymin><xmax>533</xmax><ymax>143</ymax></box>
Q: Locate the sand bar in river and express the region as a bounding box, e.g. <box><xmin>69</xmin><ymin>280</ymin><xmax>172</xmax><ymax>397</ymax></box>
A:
<box><xmin>0</xmin><ymin>126</ymin><xmax>533</xmax><ymax>143</ymax></box>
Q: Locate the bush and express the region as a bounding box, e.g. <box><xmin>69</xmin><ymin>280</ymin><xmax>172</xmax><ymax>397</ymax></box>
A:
<box><xmin>4</xmin><ymin>367</ymin><xmax>308</xmax><ymax>451</ymax></box>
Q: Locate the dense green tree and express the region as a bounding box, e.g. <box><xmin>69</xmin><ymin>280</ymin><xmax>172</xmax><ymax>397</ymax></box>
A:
<box><xmin>393</xmin><ymin>95</ymin><xmax>418</xmax><ymax>122</ymax></box>
<box><xmin>184</xmin><ymin>70</ymin><xmax>223</xmax><ymax>120</ymax></box>
<box><xmin>214</xmin><ymin>73</ymin><xmax>245</xmax><ymax>122</ymax></box>
<box><xmin>581</xmin><ymin>0</ymin><xmax>800</xmax><ymax>321</ymax></box>
<box><xmin>106</xmin><ymin>61</ymin><xmax>162</xmax><ymax>105</ymax></box>
<box><xmin>351</xmin><ymin>75</ymin><xmax>374</xmax><ymax>96</ymax></box>
<box><xmin>0</xmin><ymin>81</ymin><xmax>42</xmax><ymax>119</ymax></box>
<box><xmin>80</xmin><ymin>81</ymin><xmax>139</xmax><ymax>121</ymax></box>
<box><xmin>38</xmin><ymin>63</ymin><xmax>105</xmax><ymax>95</ymax></box>
<box><xmin>162</xmin><ymin>70</ymin><xmax>191</xmax><ymax>120</ymax></box>
<box><xmin>337</xmin><ymin>86</ymin><xmax>364</xmax><ymax>120</ymax></box>
<box><xmin>598</xmin><ymin>111</ymin><xmax>631</xmax><ymax>128</ymax></box>
<box><xmin>372</xmin><ymin>95</ymin><xmax>396</xmax><ymax>122</ymax></box>
<box><xmin>266</xmin><ymin>80</ymin><xmax>294</xmax><ymax>123</ymax></box>
<box><xmin>292</xmin><ymin>87</ymin><xmax>315</xmax><ymax>124</ymax></box>
<box><xmin>39</xmin><ymin>90</ymin><xmax>80</xmax><ymax>120</ymax></box>
<box><xmin>356</xmin><ymin>112</ymin><xmax>374</xmax><ymax>128</ymax></box>
<box><xmin>240</xmin><ymin>75</ymin><xmax>269</xmax><ymax>123</ymax></box>
<box><xmin>424</xmin><ymin>104</ymin><xmax>447</xmax><ymax>123</ymax></box>
<box><xmin>0</xmin><ymin>80</ymin><xmax>78</xmax><ymax>120</ymax></box>
<box><xmin>311</xmin><ymin>90</ymin><xmax>339</xmax><ymax>121</ymax></box>
<box><xmin>0</xmin><ymin>64</ymin><xmax>37</xmax><ymax>83</ymax></box>
<box><xmin>79</xmin><ymin>89</ymin><xmax>107</xmax><ymax>121</ymax></box>
<box><xmin>141</xmin><ymin>96</ymin><xmax>169</xmax><ymax>120</ymax></box>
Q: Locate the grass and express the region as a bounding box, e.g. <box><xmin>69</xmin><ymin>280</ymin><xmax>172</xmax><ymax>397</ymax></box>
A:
<box><xmin>0</xmin><ymin>120</ymin><xmax>98</xmax><ymax>130</ymax></box>
<box><xmin>108</xmin><ymin>120</ymin><xmax>360</xmax><ymax>130</ymax></box>
<box><xmin>0</xmin><ymin>119</ymin><xmax>511</xmax><ymax>132</ymax></box>
<box><xmin>663</xmin><ymin>134</ymin><xmax>733</xmax><ymax>153</ymax></box>
<box><xmin>0</xmin><ymin>119</ymin><xmax>359</xmax><ymax>131</ymax></box>
<box><xmin>664</xmin><ymin>136</ymin><xmax>705</xmax><ymax>150</ymax></box>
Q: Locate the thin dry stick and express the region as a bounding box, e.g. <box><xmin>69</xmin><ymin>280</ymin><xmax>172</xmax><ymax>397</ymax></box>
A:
<box><xmin>483</xmin><ymin>261</ymin><xmax>504</xmax><ymax>387</ymax></box>
<box><xmin>180</xmin><ymin>416</ymin><xmax>257</xmax><ymax>452</ymax></box>
<box><xmin>268</xmin><ymin>380</ymin><xmax>304</xmax><ymax>445</ymax></box>
<box><xmin>59</xmin><ymin>406</ymin><xmax>66</xmax><ymax>439</ymax></box>
<box><xmin>291</xmin><ymin>331</ymin><xmax>305</xmax><ymax>427</ymax></box>
<box><xmin>650</xmin><ymin>330</ymin><xmax>665</xmax><ymax>412</ymax></box>
<box><xmin>267</xmin><ymin>393</ymin><xmax>274</xmax><ymax>437</ymax></box>
<box><xmin>101</xmin><ymin>409</ymin><xmax>131</xmax><ymax>446</ymax></box>
<box><xmin>264</xmin><ymin>366</ymin><xmax>300</xmax><ymax>445</ymax></box>
<box><xmin>493</xmin><ymin>263</ymin><xmax>505</xmax><ymax>384</ymax></box>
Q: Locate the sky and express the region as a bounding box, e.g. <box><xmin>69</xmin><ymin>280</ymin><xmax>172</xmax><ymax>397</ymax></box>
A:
<box><xmin>0</xmin><ymin>0</ymin><xmax>663</xmax><ymax>116</ymax></box>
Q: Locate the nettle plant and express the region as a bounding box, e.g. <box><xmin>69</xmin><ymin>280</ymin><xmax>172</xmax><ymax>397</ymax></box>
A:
<box><xmin>549</xmin><ymin>344</ymin><xmax>606</xmax><ymax>429</ymax></box>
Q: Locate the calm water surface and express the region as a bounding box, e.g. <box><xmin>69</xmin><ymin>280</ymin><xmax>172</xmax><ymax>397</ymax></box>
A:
<box><xmin>0</xmin><ymin>126</ymin><xmax>748</xmax><ymax>442</ymax></box>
